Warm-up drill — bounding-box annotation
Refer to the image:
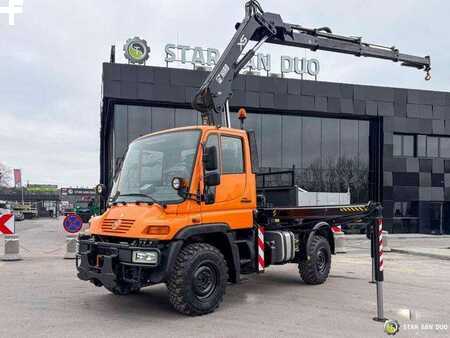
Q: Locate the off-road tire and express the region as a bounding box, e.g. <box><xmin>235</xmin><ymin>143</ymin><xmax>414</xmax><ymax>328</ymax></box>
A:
<box><xmin>167</xmin><ymin>243</ymin><xmax>228</xmax><ymax>316</ymax></box>
<box><xmin>298</xmin><ymin>235</ymin><xmax>331</xmax><ymax>285</ymax></box>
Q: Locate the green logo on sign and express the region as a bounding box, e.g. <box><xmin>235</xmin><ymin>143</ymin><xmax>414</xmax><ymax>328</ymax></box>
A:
<box><xmin>128</xmin><ymin>43</ymin><xmax>144</xmax><ymax>59</ymax></box>
<box><xmin>123</xmin><ymin>37</ymin><xmax>150</xmax><ymax>64</ymax></box>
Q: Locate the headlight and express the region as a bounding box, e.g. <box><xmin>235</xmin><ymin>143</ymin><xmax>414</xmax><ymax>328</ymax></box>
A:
<box><xmin>171</xmin><ymin>177</ymin><xmax>182</xmax><ymax>190</ymax></box>
<box><xmin>95</xmin><ymin>183</ymin><xmax>105</xmax><ymax>195</ymax></box>
<box><xmin>132</xmin><ymin>250</ymin><xmax>159</xmax><ymax>264</ymax></box>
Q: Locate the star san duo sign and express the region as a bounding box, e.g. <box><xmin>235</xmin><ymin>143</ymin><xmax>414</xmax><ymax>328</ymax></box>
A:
<box><xmin>122</xmin><ymin>37</ymin><xmax>320</xmax><ymax>78</ymax></box>
<box><xmin>164</xmin><ymin>43</ymin><xmax>320</xmax><ymax>77</ymax></box>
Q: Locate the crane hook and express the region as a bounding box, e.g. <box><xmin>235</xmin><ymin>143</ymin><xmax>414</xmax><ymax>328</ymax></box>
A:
<box><xmin>425</xmin><ymin>69</ymin><xmax>431</xmax><ymax>81</ymax></box>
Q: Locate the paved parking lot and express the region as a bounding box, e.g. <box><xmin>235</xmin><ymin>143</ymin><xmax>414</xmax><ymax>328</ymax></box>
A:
<box><xmin>1</xmin><ymin>218</ymin><xmax>449</xmax><ymax>337</ymax></box>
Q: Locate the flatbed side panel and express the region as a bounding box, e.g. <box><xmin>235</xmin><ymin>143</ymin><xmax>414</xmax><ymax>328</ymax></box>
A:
<box><xmin>256</xmin><ymin>202</ymin><xmax>380</xmax><ymax>228</ymax></box>
<box><xmin>258</xmin><ymin>203</ymin><xmax>371</xmax><ymax>218</ymax></box>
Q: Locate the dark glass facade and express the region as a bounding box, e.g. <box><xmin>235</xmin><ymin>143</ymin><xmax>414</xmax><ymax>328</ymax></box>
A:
<box><xmin>101</xmin><ymin>63</ymin><xmax>450</xmax><ymax>234</ymax></box>
<box><xmin>111</xmin><ymin>104</ymin><xmax>370</xmax><ymax>204</ymax></box>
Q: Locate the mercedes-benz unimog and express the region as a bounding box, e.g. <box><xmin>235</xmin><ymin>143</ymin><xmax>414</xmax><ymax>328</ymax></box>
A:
<box><xmin>76</xmin><ymin>0</ymin><xmax>431</xmax><ymax>315</ymax></box>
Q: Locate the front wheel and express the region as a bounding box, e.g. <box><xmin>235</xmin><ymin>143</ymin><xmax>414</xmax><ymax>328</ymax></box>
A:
<box><xmin>167</xmin><ymin>243</ymin><xmax>228</xmax><ymax>316</ymax></box>
<box><xmin>298</xmin><ymin>235</ymin><xmax>331</xmax><ymax>285</ymax></box>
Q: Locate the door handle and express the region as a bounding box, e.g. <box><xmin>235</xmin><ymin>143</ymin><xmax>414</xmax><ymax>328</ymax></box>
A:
<box><xmin>240</xmin><ymin>198</ymin><xmax>252</xmax><ymax>203</ymax></box>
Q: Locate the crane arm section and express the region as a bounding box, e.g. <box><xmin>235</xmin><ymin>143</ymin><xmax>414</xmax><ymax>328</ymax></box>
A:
<box><xmin>192</xmin><ymin>0</ymin><xmax>431</xmax><ymax>126</ymax></box>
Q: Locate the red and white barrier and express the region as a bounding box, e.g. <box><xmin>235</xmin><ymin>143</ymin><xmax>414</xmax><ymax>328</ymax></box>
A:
<box><xmin>379</xmin><ymin>219</ymin><xmax>384</xmax><ymax>272</ymax></box>
<box><xmin>257</xmin><ymin>227</ymin><xmax>265</xmax><ymax>272</ymax></box>
<box><xmin>0</xmin><ymin>213</ymin><xmax>15</xmax><ymax>234</ymax></box>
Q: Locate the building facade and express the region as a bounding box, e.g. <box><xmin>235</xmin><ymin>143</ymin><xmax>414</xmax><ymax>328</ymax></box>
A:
<box><xmin>101</xmin><ymin>62</ymin><xmax>450</xmax><ymax>234</ymax></box>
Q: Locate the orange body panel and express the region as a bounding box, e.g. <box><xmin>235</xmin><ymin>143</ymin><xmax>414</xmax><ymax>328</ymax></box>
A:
<box><xmin>90</xmin><ymin>126</ymin><xmax>256</xmax><ymax>241</ymax></box>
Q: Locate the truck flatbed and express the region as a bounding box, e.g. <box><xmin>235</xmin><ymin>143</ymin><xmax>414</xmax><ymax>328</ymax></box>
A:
<box><xmin>255</xmin><ymin>169</ymin><xmax>379</xmax><ymax>229</ymax></box>
<box><xmin>257</xmin><ymin>202</ymin><xmax>378</xmax><ymax>231</ymax></box>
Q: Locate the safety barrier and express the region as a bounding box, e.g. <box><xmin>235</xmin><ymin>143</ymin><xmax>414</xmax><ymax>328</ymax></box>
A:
<box><xmin>332</xmin><ymin>226</ymin><xmax>346</xmax><ymax>253</ymax></box>
<box><xmin>64</xmin><ymin>235</ymin><xmax>77</xmax><ymax>259</ymax></box>
<box><xmin>1</xmin><ymin>234</ymin><xmax>22</xmax><ymax>261</ymax></box>
<box><xmin>371</xmin><ymin>206</ymin><xmax>386</xmax><ymax>322</ymax></box>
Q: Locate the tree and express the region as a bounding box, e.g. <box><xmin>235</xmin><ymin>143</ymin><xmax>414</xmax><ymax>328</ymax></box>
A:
<box><xmin>0</xmin><ymin>163</ymin><xmax>12</xmax><ymax>187</ymax></box>
<box><xmin>296</xmin><ymin>156</ymin><xmax>369</xmax><ymax>204</ymax></box>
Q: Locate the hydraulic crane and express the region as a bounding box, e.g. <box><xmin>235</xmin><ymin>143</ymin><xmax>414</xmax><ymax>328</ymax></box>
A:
<box><xmin>193</xmin><ymin>0</ymin><xmax>431</xmax><ymax>126</ymax></box>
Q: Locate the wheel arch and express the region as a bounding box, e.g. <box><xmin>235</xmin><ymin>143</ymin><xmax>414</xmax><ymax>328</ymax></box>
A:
<box><xmin>307</xmin><ymin>221</ymin><xmax>335</xmax><ymax>255</ymax></box>
<box><xmin>173</xmin><ymin>224</ymin><xmax>240</xmax><ymax>283</ymax></box>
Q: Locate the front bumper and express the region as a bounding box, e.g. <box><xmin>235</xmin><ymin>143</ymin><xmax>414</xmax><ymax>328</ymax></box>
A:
<box><xmin>76</xmin><ymin>235</ymin><xmax>182</xmax><ymax>289</ymax></box>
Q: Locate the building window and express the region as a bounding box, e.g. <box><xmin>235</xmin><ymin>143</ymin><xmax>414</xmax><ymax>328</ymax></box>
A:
<box><xmin>393</xmin><ymin>134</ymin><xmax>416</xmax><ymax>157</ymax></box>
<box><xmin>417</xmin><ymin>135</ymin><xmax>426</xmax><ymax>157</ymax></box>
<box><xmin>426</xmin><ymin>136</ymin><xmax>439</xmax><ymax>157</ymax></box>
<box><xmin>416</xmin><ymin>135</ymin><xmax>450</xmax><ymax>159</ymax></box>
<box><xmin>261</xmin><ymin>114</ymin><xmax>282</xmax><ymax>167</ymax></box>
<box><xmin>440</xmin><ymin>138</ymin><xmax>450</xmax><ymax>158</ymax></box>
<box><xmin>395</xmin><ymin>134</ymin><xmax>450</xmax><ymax>159</ymax></box>
<box><xmin>394</xmin><ymin>201</ymin><xmax>418</xmax><ymax>217</ymax></box>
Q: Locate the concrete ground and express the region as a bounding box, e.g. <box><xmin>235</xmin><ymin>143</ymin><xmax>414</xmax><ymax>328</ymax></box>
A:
<box><xmin>1</xmin><ymin>218</ymin><xmax>449</xmax><ymax>338</ymax></box>
<box><xmin>346</xmin><ymin>233</ymin><xmax>450</xmax><ymax>260</ymax></box>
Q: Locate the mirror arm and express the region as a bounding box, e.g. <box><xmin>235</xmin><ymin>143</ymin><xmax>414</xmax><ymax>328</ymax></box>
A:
<box><xmin>185</xmin><ymin>192</ymin><xmax>202</xmax><ymax>204</ymax></box>
<box><xmin>178</xmin><ymin>183</ymin><xmax>202</xmax><ymax>204</ymax></box>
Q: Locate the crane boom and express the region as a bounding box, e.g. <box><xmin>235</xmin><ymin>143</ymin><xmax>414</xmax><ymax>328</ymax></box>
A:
<box><xmin>192</xmin><ymin>0</ymin><xmax>431</xmax><ymax>126</ymax></box>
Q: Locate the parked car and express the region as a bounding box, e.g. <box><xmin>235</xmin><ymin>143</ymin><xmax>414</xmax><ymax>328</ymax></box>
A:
<box><xmin>12</xmin><ymin>210</ymin><xmax>25</xmax><ymax>221</ymax></box>
<box><xmin>0</xmin><ymin>201</ymin><xmax>11</xmax><ymax>215</ymax></box>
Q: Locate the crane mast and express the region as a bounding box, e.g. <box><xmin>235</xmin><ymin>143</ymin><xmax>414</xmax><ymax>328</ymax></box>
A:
<box><xmin>192</xmin><ymin>0</ymin><xmax>431</xmax><ymax>126</ymax></box>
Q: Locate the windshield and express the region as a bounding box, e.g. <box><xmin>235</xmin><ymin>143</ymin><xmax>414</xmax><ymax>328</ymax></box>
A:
<box><xmin>111</xmin><ymin>129</ymin><xmax>201</xmax><ymax>204</ymax></box>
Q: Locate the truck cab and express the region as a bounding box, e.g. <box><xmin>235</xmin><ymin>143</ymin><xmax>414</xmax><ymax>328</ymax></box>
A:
<box><xmin>89</xmin><ymin>126</ymin><xmax>256</xmax><ymax>240</ymax></box>
<box><xmin>78</xmin><ymin>126</ymin><xmax>263</xmax><ymax>312</ymax></box>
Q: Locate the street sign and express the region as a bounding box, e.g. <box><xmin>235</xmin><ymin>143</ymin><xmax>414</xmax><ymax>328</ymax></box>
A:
<box><xmin>0</xmin><ymin>213</ymin><xmax>15</xmax><ymax>234</ymax></box>
<box><xmin>63</xmin><ymin>214</ymin><xmax>83</xmax><ymax>234</ymax></box>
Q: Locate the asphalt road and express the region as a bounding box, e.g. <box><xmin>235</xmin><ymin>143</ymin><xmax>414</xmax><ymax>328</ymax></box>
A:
<box><xmin>0</xmin><ymin>218</ymin><xmax>449</xmax><ymax>337</ymax></box>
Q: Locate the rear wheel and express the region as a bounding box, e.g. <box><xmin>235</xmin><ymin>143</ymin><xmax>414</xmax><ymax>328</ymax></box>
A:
<box><xmin>167</xmin><ymin>243</ymin><xmax>228</xmax><ymax>316</ymax></box>
<box><xmin>298</xmin><ymin>235</ymin><xmax>331</xmax><ymax>285</ymax></box>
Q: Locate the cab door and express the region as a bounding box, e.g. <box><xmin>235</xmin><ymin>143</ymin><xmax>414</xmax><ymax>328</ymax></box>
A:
<box><xmin>201</xmin><ymin>131</ymin><xmax>253</xmax><ymax>229</ymax></box>
<box><xmin>216</xmin><ymin>135</ymin><xmax>246</xmax><ymax>202</ymax></box>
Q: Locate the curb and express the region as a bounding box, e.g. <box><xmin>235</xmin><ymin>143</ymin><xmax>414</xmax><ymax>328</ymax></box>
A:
<box><xmin>346</xmin><ymin>235</ymin><xmax>450</xmax><ymax>241</ymax></box>
<box><xmin>391</xmin><ymin>248</ymin><xmax>450</xmax><ymax>261</ymax></box>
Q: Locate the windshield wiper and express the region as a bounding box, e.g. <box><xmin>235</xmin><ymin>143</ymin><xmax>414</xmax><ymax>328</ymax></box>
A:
<box><xmin>113</xmin><ymin>193</ymin><xmax>157</xmax><ymax>204</ymax></box>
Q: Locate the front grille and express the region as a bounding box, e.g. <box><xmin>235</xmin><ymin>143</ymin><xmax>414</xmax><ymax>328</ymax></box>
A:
<box><xmin>101</xmin><ymin>218</ymin><xmax>135</xmax><ymax>234</ymax></box>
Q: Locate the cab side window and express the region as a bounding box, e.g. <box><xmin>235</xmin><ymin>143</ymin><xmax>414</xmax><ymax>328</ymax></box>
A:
<box><xmin>221</xmin><ymin>136</ymin><xmax>244</xmax><ymax>174</ymax></box>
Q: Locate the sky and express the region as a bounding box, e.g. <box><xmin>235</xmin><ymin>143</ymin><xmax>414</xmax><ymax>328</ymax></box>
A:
<box><xmin>0</xmin><ymin>0</ymin><xmax>449</xmax><ymax>188</ymax></box>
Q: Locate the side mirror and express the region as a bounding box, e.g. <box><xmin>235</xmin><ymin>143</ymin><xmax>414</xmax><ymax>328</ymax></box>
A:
<box><xmin>203</xmin><ymin>146</ymin><xmax>218</xmax><ymax>171</ymax></box>
<box><xmin>205</xmin><ymin>172</ymin><xmax>220</xmax><ymax>186</ymax></box>
<box><xmin>95</xmin><ymin>184</ymin><xmax>106</xmax><ymax>196</ymax></box>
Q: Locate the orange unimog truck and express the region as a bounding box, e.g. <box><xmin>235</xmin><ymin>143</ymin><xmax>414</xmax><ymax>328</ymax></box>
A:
<box><xmin>76</xmin><ymin>1</ymin><xmax>430</xmax><ymax>316</ymax></box>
